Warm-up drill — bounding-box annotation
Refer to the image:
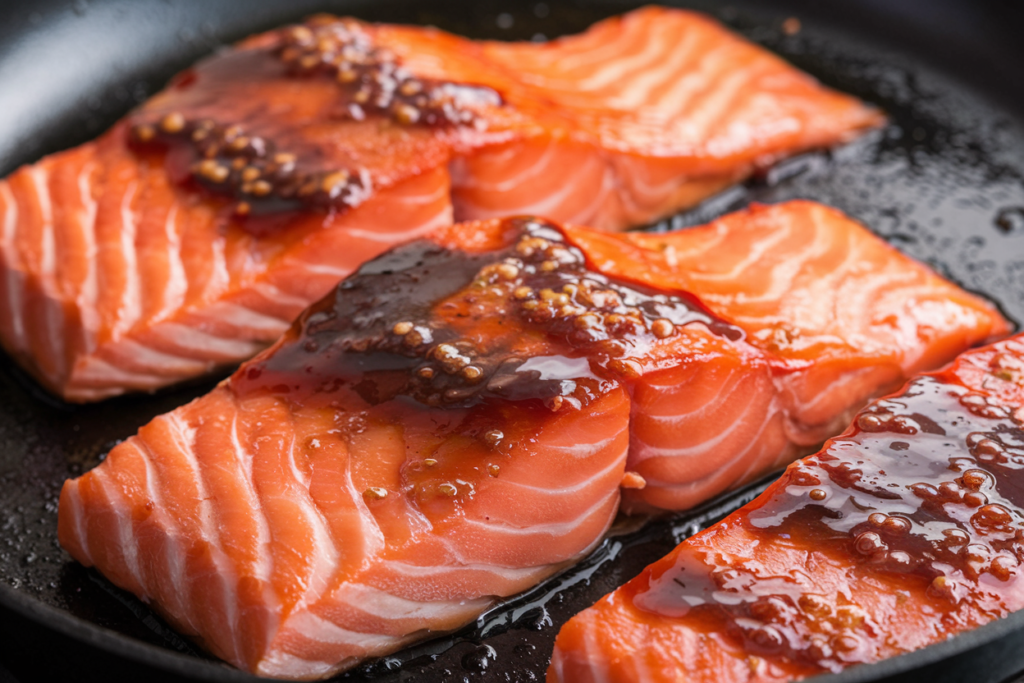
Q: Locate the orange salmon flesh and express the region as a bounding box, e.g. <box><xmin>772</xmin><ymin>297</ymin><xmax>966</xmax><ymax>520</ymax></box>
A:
<box><xmin>59</xmin><ymin>202</ymin><xmax>1007</xmax><ymax>679</ymax></box>
<box><xmin>549</xmin><ymin>334</ymin><xmax>1024</xmax><ymax>683</ymax></box>
<box><xmin>0</xmin><ymin>7</ymin><xmax>882</xmax><ymax>401</ymax></box>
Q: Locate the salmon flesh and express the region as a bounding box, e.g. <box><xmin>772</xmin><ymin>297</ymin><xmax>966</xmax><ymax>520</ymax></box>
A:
<box><xmin>58</xmin><ymin>203</ymin><xmax>1007</xmax><ymax>678</ymax></box>
<box><xmin>0</xmin><ymin>8</ymin><xmax>882</xmax><ymax>401</ymax></box>
<box><xmin>549</xmin><ymin>333</ymin><xmax>1024</xmax><ymax>683</ymax></box>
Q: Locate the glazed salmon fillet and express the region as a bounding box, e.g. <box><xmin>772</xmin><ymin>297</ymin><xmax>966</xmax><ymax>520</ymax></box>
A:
<box><xmin>549</xmin><ymin>334</ymin><xmax>1024</xmax><ymax>683</ymax></box>
<box><xmin>570</xmin><ymin>201</ymin><xmax>1009</xmax><ymax>510</ymax></box>
<box><xmin>0</xmin><ymin>7</ymin><xmax>882</xmax><ymax>401</ymax></box>
<box><xmin>59</xmin><ymin>204</ymin><xmax>1005</xmax><ymax>678</ymax></box>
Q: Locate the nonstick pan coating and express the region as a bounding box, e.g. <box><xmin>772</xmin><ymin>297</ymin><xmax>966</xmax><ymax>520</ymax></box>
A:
<box><xmin>1</xmin><ymin>1</ymin><xmax>1023</xmax><ymax>681</ymax></box>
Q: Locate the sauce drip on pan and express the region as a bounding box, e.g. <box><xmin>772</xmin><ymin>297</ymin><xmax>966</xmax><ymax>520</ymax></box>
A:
<box><xmin>232</xmin><ymin>216</ymin><xmax>740</xmax><ymax>410</ymax></box>
<box><xmin>630</xmin><ymin>371</ymin><xmax>1024</xmax><ymax>673</ymax></box>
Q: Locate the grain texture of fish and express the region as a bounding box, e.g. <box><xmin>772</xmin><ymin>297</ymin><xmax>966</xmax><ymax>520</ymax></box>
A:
<box><xmin>549</xmin><ymin>334</ymin><xmax>1024</xmax><ymax>683</ymax></box>
<box><xmin>0</xmin><ymin>7</ymin><xmax>882</xmax><ymax>402</ymax></box>
<box><xmin>58</xmin><ymin>203</ymin><xmax>1006</xmax><ymax>678</ymax></box>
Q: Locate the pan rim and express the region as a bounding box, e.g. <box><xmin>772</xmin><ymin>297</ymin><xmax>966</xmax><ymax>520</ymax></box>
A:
<box><xmin>6</xmin><ymin>547</ymin><xmax>1024</xmax><ymax>682</ymax></box>
<box><xmin>1</xmin><ymin>1</ymin><xmax>1023</xmax><ymax>681</ymax></box>
<box><xmin>0</xmin><ymin>580</ymin><xmax>262</xmax><ymax>682</ymax></box>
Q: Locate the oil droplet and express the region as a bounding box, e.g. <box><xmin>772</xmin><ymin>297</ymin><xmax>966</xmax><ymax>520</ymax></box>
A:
<box><xmin>462</xmin><ymin>643</ymin><xmax>497</xmax><ymax>672</ymax></box>
<box><xmin>518</xmin><ymin>605</ymin><xmax>553</xmax><ymax>631</ymax></box>
<box><xmin>995</xmin><ymin>207</ymin><xmax>1024</xmax><ymax>235</ymax></box>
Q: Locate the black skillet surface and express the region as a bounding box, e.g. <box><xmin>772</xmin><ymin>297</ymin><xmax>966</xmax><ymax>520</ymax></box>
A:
<box><xmin>1</xmin><ymin>0</ymin><xmax>1024</xmax><ymax>681</ymax></box>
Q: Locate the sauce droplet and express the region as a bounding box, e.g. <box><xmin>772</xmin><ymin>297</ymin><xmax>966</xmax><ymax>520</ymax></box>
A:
<box><xmin>461</xmin><ymin>644</ymin><xmax>497</xmax><ymax>672</ymax></box>
<box><xmin>995</xmin><ymin>207</ymin><xmax>1024</xmax><ymax>235</ymax></box>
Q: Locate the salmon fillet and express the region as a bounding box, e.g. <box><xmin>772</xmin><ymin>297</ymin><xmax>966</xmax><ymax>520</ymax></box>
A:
<box><xmin>0</xmin><ymin>7</ymin><xmax>882</xmax><ymax>402</ymax></box>
<box><xmin>568</xmin><ymin>201</ymin><xmax>1009</xmax><ymax>510</ymax></box>
<box><xmin>549</xmin><ymin>334</ymin><xmax>1024</xmax><ymax>683</ymax></box>
<box><xmin>59</xmin><ymin>203</ymin><xmax>1005</xmax><ymax>678</ymax></box>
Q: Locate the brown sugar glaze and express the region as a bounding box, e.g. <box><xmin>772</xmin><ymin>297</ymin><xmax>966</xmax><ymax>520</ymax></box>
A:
<box><xmin>125</xmin><ymin>17</ymin><xmax>500</xmax><ymax>220</ymax></box>
<box><xmin>229</xmin><ymin>216</ymin><xmax>739</xmax><ymax>505</ymax></box>
<box><xmin>627</xmin><ymin>344</ymin><xmax>1024</xmax><ymax>676</ymax></box>
<box><xmin>232</xmin><ymin>216</ymin><xmax>740</xmax><ymax>409</ymax></box>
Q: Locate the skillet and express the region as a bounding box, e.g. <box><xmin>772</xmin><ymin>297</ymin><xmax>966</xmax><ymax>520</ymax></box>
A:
<box><xmin>1</xmin><ymin>0</ymin><xmax>1024</xmax><ymax>681</ymax></box>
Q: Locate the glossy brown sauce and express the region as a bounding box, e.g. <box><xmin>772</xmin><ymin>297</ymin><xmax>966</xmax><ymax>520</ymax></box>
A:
<box><xmin>126</xmin><ymin>16</ymin><xmax>500</xmax><ymax>218</ymax></box>
<box><xmin>130</xmin><ymin>112</ymin><xmax>373</xmax><ymax>217</ymax></box>
<box><xmin>231</xmin><ymin>217</ymin><xmax>739</xmax><ymax>412</ymax></box>
<box><xmin>631</xmin><ymin>371</ymin><xmax>1024</xmax><ymax>673</ymax></box>
<box><xmin>275</xmin><ymin>17</ymin><xmax>501</xmax><ymax>127</ymax></box>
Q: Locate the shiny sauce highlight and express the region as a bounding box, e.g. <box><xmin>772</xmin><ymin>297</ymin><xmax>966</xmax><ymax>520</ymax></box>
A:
<box><xmin>232</xmin><ymin>217</ymin><xmax>738</xmax><ymax>411</ymax></box>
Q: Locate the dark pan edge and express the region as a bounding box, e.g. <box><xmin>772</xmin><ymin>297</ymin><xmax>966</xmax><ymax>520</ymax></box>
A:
<box><xmin>0</xmin><ymin>582</ymin><xmax>262</xmax><ymax>682</ymax></box>
<box><xmin>1</xmin><ymin>0</ymin><xmax>1023</xmax><ymax>681</ymax></box>
<box><xmin>0</xmin><ymin>473</ymin><xmax>780</xmax><ymax>682</ymax></box>
<box><xmin>7</xmin><ymin>509</ymin><xmax>1024</xmax><ymax>683</ymax></box>
<box><xmin>808</xmin><ymin>606</ymin><xmax>1024</xmax><ymax>683</ymax></box>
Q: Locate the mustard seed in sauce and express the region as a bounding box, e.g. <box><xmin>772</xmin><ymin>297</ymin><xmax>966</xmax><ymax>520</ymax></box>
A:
<box><xmin>159</xmin><ymin>111</ymin><xmax>186</xmax><ymax>134</ymax></box>
<box><xmin>125</xmin><ymin>16</ymin><xmax>503</xmax><ymax>222</ymax></box>
<box><xmin>363</xmin><ymin>487</ymin><xmax>388</xmax><ymax>500</ymax></box>
<box><xmin>274</xmin><ymin>17</ymin><xmax>500</xmax><ymax>128</ymax></box>
<box><xmin>129</xmin><ymin>116</ymin><xmax>373</xmax><ymax>215</ymax></box>
<box><xmin>650</xmin><ymin>318</ymin><xmax>676</xmax><ymax>339</ymax></box>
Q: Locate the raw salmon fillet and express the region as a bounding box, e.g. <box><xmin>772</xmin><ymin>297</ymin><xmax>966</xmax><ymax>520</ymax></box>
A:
<box><xmin>549</xmin><ymin>333</ymin><xmax>1024</xmax><ymax>683</ymax></box>
<box><xmin>0</xmin><ymin>7</ymin><xmax>882</xmax><ymax>401</ymax></box>
<box><xmin>59</xmin><ymin>204</ymin><xmax>1005</xmax><ymax>678</ymax></box>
